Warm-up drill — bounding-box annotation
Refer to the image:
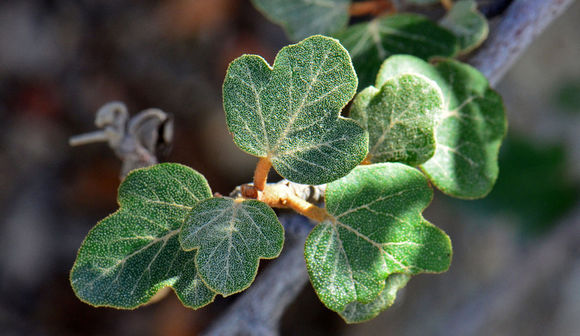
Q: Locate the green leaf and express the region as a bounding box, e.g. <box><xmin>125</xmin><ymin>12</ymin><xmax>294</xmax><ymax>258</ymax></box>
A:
<box><xmin>305</xmin><ymin>163</ymin><xmax>452</xmax><ymax>312</ymax></box>
<box><xmin>251</xmin><ymin>0</ymin><xmax>350</xmax><ymax>41</ymax></box>
<box><xmin>350</xmin><ymin>73</ymin><xmax>443</xmax><ymax>166</ymax></box>
<box><xmin>335</xmin><ymin>14</ymin><xmax>458</xmax><ymax>90</ymax></box>
<box><xmin>223</xmin><ymin>35</ymin><xmax>368</xmax><ymax>185</ymax></box>
<box><xmin>377</xmin><ymin>55</ymin><xmax>507</xmax><ymax>198</ymax></box>
<box><xmin>179</xmin><ymin>198</ymin><xmax>284</xmax><ymax>296</ymax></box>
<box><xmin>70</xmin><ymin>163</ymin><xmax>216</xmax><ymax>309</ymax></box>
<box><xmin>339</xmin><ymin>273</ymin><xmax>410</xmax><ymax>323</ymax></box>
<box><xmin>440</xmin><ymin>0</ymin><xmax>489</xmax><ymax>54</ymax></box>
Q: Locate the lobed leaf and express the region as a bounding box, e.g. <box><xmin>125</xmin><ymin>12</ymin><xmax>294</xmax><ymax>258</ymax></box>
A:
<box><xmin>339</xmin><ymin>273</ymin><xmax>410</xmax><ymax>323</ymax></box>
<box><xmin>378</xmin><ymin>55</ymin><xmax>508</xmax><ymax>198</ymax></box>
<box><xmin>350</xmin><ymin>73</ymin><xmax>443</xmax><ymax>166</ymax></box>
<box><xmin>305</xmin><ymin>163</ymin><xmax>452</xmax><ymax>312</ymax></box>
<box><xmin>70</xmin><ymin>163</ymin><xmax>216</xmax><ymax>309</ymax></box>
<box><xmin>251</xmin><ymin>0</ymin><xmax>350</xmax><ymax>41</ymax></box>
<box><xmin>223</xmin><ymin>35</ymin><xmax>368</xmax><ymax>185</ymax></box>
<box><xmin>179</xmin><ymin>198</ymin><xmax>284</xmax><ymax>296</ymax></box>
<box><xmin>335</xmin><ymin>14</ymin><xmax>458</xmax><ymax>90</ymax></box>
<box><xmin>440</xmin><ymin>0</ymin><xmax>489</xmax><ymax>54</ymax></box>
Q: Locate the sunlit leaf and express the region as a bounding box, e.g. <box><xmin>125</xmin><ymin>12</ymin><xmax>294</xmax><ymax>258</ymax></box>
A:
<box><xmin>350</xmin><ymin>73</ymin><xmax>443</xmax><ymax>165</ymax></box>
<box><xmin>335</xmin><ymin>14</ymin><xmax>458</xmax><ymax>89</ymax></box>
<box><xmin>378</xmin><ymin>55</ymin><xmax>507</xmax><ymax>198</ymax></box>
<box><xmin>440</xmin><ymin>0</ymin><xmax>489</xmax><ymax>54</ymax></box>
<box><xmin>251</xmin><ymin>0</ymin><xmax>350</xmax><ymax>41</ymax></box>
<box><xmin>70</xmin><ymin>163</ymin><xmax>216</xmax><ymax>309</ymax></box>
<box><xmin>223</xmin><ymin>35</ymin><xmax>368</xmax><ymax>185</ymax></box>
<box><xmin>179</xmin><ymin>198</ymin><xmax>283</xmax><ymax>296</ymax></box>
<box><xmin>305</xmin><ymin>163</ymin><xmax>452</xmax><ymax>312</ymax></box>
<box><xmin>339</xmin><ymin>273</ymin><xmax>410</xmax><ymax>323</ymax></box>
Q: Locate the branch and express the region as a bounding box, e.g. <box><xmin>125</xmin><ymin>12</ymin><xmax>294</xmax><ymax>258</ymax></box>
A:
<box><xmin>203</xmin><ymin>0</ymin><xmax>576</xmax><ymax>334</ymax></box>
<box><xmin>468</xmin><ymin>0</ymin><xmax>576</xmax><ymax>87</ymax></box>
<box><xmin>69</xmin><ymin>102</ymin><xmax>173</xmax><ymax>178</ymax></box>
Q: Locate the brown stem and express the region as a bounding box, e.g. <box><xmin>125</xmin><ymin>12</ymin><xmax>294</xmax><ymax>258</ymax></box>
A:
<box><xmin>360</xmin><ymin>154</ymin><xmax>372</xmax><ymax>165</ymax></box>
<box><xmin>259</xmin><ymin>183</ymin><xmax>330</xmax><ymax>222</ymax></box>
<box><xmin>441</xmin><ymin>0</ymin><xmax>453</xmax><ymax>11</ymax></box>
<box><xmin>253</xmin><ymin>157</ymin><xmax>272</xmax><ymax>191</ymax></box>
<box><xmin>349</xmin><ymin>0</ymin><xmax>395</xmax><ymax>17</ymax></box>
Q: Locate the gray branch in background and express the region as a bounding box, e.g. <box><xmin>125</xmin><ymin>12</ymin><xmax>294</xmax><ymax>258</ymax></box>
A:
<box><xmin>469</xmin><ymin>0</ymin><xmax>576</xmax><ymax>87</ymax></box>
<box><xmin>205</xmin><ymin>0</ymin><xmax>577</xmax><ymax>334</ymax></box>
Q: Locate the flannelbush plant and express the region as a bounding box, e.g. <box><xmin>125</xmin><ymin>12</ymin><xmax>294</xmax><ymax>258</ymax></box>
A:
<box><xmin>70</xmin><ymin>1</ymin><xmax>507</xmax><ymax>324</ymax></box>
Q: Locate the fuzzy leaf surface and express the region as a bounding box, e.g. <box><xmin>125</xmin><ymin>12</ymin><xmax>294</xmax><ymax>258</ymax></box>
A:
<box><xmin>440</xmin><ymin>0</ymin><xmax>489</xmax><ymax>54</ymax></box>
<box><xmin>179</xmin><ymin>198</ymin><xmax>283</xmax><ymax>296</ymax></box>
<box><xmin>335</xmin><ymin>14</ymin><xmax>457</xmax><ymax>89</ymax></box>
<box><xmin>350</xmin><ymin>73</ymin><xmax>443</xmax><ymax>165</ymax></box>
<box><xmin>70</xmin><ymin>163</ymin><xmax>216</xmax><ymax>309</ymax></box>
<box><xmin>223</xmin><ymin>35</ymin><xmax>368</xmax><ymax>185</ymax></box>
<box><xmin>305</xmin><ymin>163</ymin><xmax>452</xmax><ymax>312</ymax></box>
<box><xmin>339</xmin><ymin>273</ymin><xmax>410</xmax><ymax>323</ymax></box>
<box><xmin>378</xmin><ymin>55</ymin><xmax>507</xmax><ymax>198</ymax></box>
<box><xmin>251</xmin><ymin>0</ymin><xmax>350</xmax><ymax>41</ymax></box>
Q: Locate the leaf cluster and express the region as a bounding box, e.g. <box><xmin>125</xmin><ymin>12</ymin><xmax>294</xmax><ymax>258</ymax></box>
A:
<box><xmin>70</xmin><ymin>0</ymin><xmax>506</xmax><ymax>325</ymax></box>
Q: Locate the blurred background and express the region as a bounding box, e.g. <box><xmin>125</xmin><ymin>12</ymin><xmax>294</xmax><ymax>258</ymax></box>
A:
<box><xmin>0</xmin><ymin>0</ymin><xmax>579</xmax><ymax>335</ymax></box>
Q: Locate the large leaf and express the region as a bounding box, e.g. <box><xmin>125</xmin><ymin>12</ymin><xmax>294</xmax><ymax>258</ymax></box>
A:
<box><xmin>350</xmin><ymin>73</ymin><xmax>443</xmax><ymax>166</ymax></box>
<box><xmin>378</xmin><ymin>55</ymin><xmax>507</xmax><ymax>198</ymax></box>
<box><xmin>335</xmin><ymin>14</ymin><xmax>458</xmax><ymax>90</ymax></box>
<box><xmin>251</xmin><ymin>0</ymin><xmax>350</xmax><ymax>41</ymax></box>
<box><xmin>440</xmin><ymin>0</ymin><xmax>489</xmax><ymax>54</ymax></box>
<box><xmin>339</xmin><ymin>273</ymin><xmax>410</xmax><ymax>323</ymax></box>
<box><xmin>70</xmin><ymin>163</ymin><xmax>216</xmax><ymax>309</ymax></box>
<box><xmin>223</xmin><ymin>35</ymin><xmax>368</xmax><ymax>185</ymax></box>
<box><xmin>179</xmin><ymin>198</ymin><xmax>283</xmax><ymax>296</ymax></box>
<box><xmin>305</xmin><ymin>163</ymin><xmax>452</xmax><ymax>312</ymax></box>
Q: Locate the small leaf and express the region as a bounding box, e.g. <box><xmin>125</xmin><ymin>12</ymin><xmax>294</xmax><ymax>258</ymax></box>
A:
<box><xmin>339</xmin><ymin>273</ymin><xmax>410</xmax><ymax>323</ymax></box>
<box><xmin>70</xmin><ymin>163</ymin><xmax>216</xmax><ymax>309</ymax></box>
<box><xmin>180</xmin><ymin>198</ymin><xmax>284</xmax><ymax>296</ymax></box>
<box><xmin>440</xmin><ymin>0</ymin><xmax>489</xmax><ymax>54</ymax></box>
<box><xmin>305</xmin><ymin>163</ymin><xmax>452</xmax><ymax>312</ymax></box>
<box><xmin>223</xmin><ymin>35</ymin><xmax>368</xmax><ymax>185</ymax></box>
<box><xmin>251</xmin><ymin>0</ymin><xmax>350</xmax><ymax>41</ymax></box>
<box><xmin>350</xmin><ymin>74</ymin><xmax>443</xmax><ymax>166</ymax></box>
<box><xmin>335</xmin><ymin>14</ymin><xmax>458</xmax><ymax>90</ymax></box>
<box><xmin>378</xmin><ymin>55</ymin><xmax>508</xmax><ymax>198</ymax></box>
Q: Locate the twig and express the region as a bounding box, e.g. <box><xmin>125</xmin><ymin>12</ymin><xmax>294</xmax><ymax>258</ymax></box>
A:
<box><xmin>468</xmin><ymin>0</ymin><xmax>576</xmax><ymax>87</ymax></box>
<box><xmin>204</xmin><ymin>0</ymin><xmax>576</xmax><ymax>334</ymax></box>
<box><xmin>70</xmin><ymin>102</ymin><xmax>173</xmax><ymax>178</ymax></box>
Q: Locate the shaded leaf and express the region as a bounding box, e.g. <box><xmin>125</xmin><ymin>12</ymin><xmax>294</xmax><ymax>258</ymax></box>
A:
<box><xmin>70</xmin><ymin>163</ymin><xmax>216</xmax><ymax>309</ymax></box>
<box><xmin>335</xmin><ymin>14</ymin><xmax>458</xmax><ymax>90</ymax></box>
<box><xmin>179</xmin><ymin>198</ymin><xmax>284</xmax><ymax>296</ymax></box>
<box><xmin>378</xmin><ymin>55</ymin><xmax>507</xmax><ymax>198</ymax></box>
<box><xmin>339</xmin><ymin>273</ymin><xmax>410</xmax><ymax>323</ymax></box>
<box><xmin>350</xmin><ymin>73</ymin><xmax>443</xmax><ymax>165</ymax></box>
<box><xmin>223</xmin><ymin>35</ymin><xmax>368</xmax><ymax>185</ymax></box>
<box><xmin>305</xmin><ymin>163</ymin><xmax>452</xmax><ymax>312</ymax></box>
<box><xmin>440</xmin><ymin>0</ymin><xmax>489</xmax><ymax>54</ymax></box>
<box><xmin>251</xmin><ymin>0</ymin><xmax>350</xmax><ymax>41</ymax></box>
